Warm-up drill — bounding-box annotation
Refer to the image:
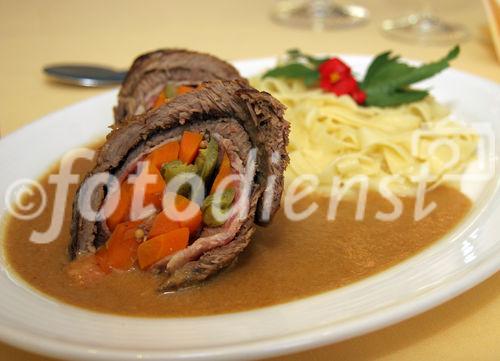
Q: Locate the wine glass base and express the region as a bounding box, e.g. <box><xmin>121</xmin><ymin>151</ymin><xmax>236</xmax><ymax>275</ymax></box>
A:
<box><xmin>381</xmin><ymin>13</ymin><xmax>469</xmax><ymax>45</ymax></box>
<box><xmin>271</xmin><ymin>0</ymin><xmax>369</xmax><ymax>31</ymax></box>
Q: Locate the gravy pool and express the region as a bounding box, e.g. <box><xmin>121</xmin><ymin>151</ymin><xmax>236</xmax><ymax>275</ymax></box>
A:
<box><xmin>2</xmin><ymin>145</ymin><xmax>472</xmax><ymax>317</ymax></box>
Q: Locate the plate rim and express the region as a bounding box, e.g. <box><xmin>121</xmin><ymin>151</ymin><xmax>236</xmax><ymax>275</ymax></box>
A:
<box><xmin>0</xmin><ymin>54</ymin><xmax>499</xmax><ymax>361</ymax></box>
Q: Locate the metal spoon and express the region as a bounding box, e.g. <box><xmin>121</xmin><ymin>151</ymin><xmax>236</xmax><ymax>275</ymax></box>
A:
<box><xmin>43</xmin><ymin>64</ymin><xmax>127</xmax><ymax>87</ymax></box>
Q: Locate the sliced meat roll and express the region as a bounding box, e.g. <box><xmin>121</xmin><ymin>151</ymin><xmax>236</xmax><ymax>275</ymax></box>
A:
<box><xmin>70</xmin><ymin>80</ymin><xmax>289</xmax><ymax>292</ymax></box>
<box><xmin>114</xmin><ymin>49</ymin><xmax>244</xmax><ymax>124</ymax></box>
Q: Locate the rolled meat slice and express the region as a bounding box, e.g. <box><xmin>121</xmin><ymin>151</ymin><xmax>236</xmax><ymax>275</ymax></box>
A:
<box><xmin>70</xmin><ymin>80</ymin><xmax>289</xmax><ymax>291</ymax></box>
<box><xmin>114</xmin><ymin>49</ymin><xmax>244</xmax><ymax>124</ymax></box>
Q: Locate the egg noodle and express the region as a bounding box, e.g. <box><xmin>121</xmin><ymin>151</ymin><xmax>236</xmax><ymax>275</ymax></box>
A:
<box><xmin>251</xmin><ymin>76</ymin><xmax>478</xmax><ymax>196</ymax></box>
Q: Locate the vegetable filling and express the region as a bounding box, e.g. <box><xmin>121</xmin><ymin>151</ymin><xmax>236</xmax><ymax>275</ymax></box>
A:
<box><xmin>150</xmin><ymin>83</ymin><xmax>198</xmax><ymax>110</ymax></box>
<box><xmin>92</xmin><ymin>130</ymin><xmax>238</xmax><ymax>274</ymax></box>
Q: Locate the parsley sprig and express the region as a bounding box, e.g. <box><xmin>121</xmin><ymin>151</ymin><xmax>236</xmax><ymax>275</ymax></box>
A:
<box><xmin>360</xmin><ymin>46</ymin><xmax>460</xmax><ymax>107</ymax></box>
<box><xmin>263</xmin><ymin>49</ymin><xmax>327</xmax><ymax>86</ymax></box>
<box><xmin>262</xmin><ymin>47</ymin><xmax>460</xmax><ymax>107</ymax></box>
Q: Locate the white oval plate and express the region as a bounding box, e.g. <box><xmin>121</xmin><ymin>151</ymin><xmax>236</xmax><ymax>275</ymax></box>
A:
<box><xmin>0</xmin><ymin>56</ymin><xmax>499</xmax><ymax>361</ymax></box>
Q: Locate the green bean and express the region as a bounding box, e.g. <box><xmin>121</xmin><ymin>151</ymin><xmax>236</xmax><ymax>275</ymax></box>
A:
<box><xmin>202</xmin><ymin>188</ymin><xmax>235</xmax><ymax>227</ymax></box>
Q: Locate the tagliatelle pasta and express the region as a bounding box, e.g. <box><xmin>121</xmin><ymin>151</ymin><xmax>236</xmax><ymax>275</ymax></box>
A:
<box><xmin>251</xmin><ymin>76</ymin><xmax>478</xmax><ymax>196</ymax></box>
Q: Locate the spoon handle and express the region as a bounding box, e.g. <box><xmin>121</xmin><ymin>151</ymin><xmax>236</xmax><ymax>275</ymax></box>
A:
<box><xmin>43</xmin><ymin>64</ymin><xmax>127</xmax><ymax>87</ymax></box>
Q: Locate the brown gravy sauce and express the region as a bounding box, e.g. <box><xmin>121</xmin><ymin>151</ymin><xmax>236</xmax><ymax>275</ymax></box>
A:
<box><xmin>2</xmin><ymin>143</ymin><xmax>472</xmax><ymax>317</ymax></box>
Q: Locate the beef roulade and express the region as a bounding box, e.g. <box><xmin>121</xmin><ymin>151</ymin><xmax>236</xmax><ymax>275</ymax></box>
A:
<box><xmin>114</xmin><ymin>49</ymin><xmax>244</xmax><ymax>124</ymax></box>
<box><xmin>70</xmin><ymin>80</ymin><xmax>289</xmax><ymax>291</ymax></box>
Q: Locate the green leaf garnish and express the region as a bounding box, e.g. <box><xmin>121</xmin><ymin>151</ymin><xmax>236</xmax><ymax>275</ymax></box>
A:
<box><xmin>364</xmin><ymin>88</ymin><xmax>429</xmax><ymax>107</ymax></box>
<box><xmin>262</xmin><ymin>46</ymin><xmax>460</xmax><ymax>108</ymax></box>
<box><xmin>262</xmin><ymin>49</ymin><xmax>328</xmax><ymax>86</ymax></box>
<box><xmin>263</xmin><ymin>63</ymin><xmax>319</xmax><ymax>86</ymax></box>
<box><xmin>361</xmin><ymin>46</ymin><xmax>460</xmax><ymax>107</ymax></box>
<box><xmin>286</xmin><ymin>48</ymin><xmax>329</xmax><ymax>67</ymax></box>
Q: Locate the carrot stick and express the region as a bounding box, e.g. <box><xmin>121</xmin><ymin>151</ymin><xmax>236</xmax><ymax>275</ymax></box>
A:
<box><xmin>104</xmin><ymin>182</ymin><xmax>132</xmax><ymax>232</ymax></box>
<box><xmin>105</xmin><ymin>220</ymin><xmax>142</xmax><ymax>270</ymax></box>
<box><xmin>148</xmin><ymin>212</ymin><xmax>180</xmax><ymax>239</ymax></box>
<box><xmin>152</xmin><ymin>92</ymin><xmax>167</xmax><ymax>109</ymax></box>
<box><xmin>148</xmin><ymin>141</ymin><xmax>180</xmax><ymax>170</ymax></box>
<box><xmin>95</xmin><ymin>247</ymin><xmax>111</xmax><ymax>274</ymax></box>
<box><xmin>132</xmin><ymin>162</ymin><xmax>166</xmax><ymax>212</ymax></box>
<box><xmin>176</xmin><ymin>85</ymin><xmax>195</xmax><ymax>95</ymax></box>
<box><xmin>149</xmin><ymin>194</ymin><xmax>202</xmax><ymax>238</ymax></box>
<box><xmin>137</xmin><ymin>227</ymin><xmax>189</xmax><ymax>269</ymax></box>
<box><xmin>210</xmin><ymin>152</ymin><xmax>233</xmax><ymax>194</ymax></box>
<box><xmin>173</xmin><ymin>194</ymin><xmax>203</xmax><ymax>234</ymax></box>
<box><xmin>179</xmin><ymin>131</ymin><xmax>203</xmax><ymax>164</ymax></box>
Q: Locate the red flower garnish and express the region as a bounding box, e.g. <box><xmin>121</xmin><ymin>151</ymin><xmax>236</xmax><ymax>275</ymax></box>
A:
<box><xmin>320</xmin><ymin>76</ymin><xmax>357</xmax><ymax>95</ymax></box>
<box><xmin>351</xmin><ymin>89</ymin><xmax>367</xmax><ymax>104</ymax></box>
<box><xmin>318</xmin><ymin>57</ymin><xmax>366</xmax><ymax>105</ymax></box>
<box><xmin>318</xmin><ymin>58</ymin><xmax>351</xmax><ymax>78</ymax></box>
